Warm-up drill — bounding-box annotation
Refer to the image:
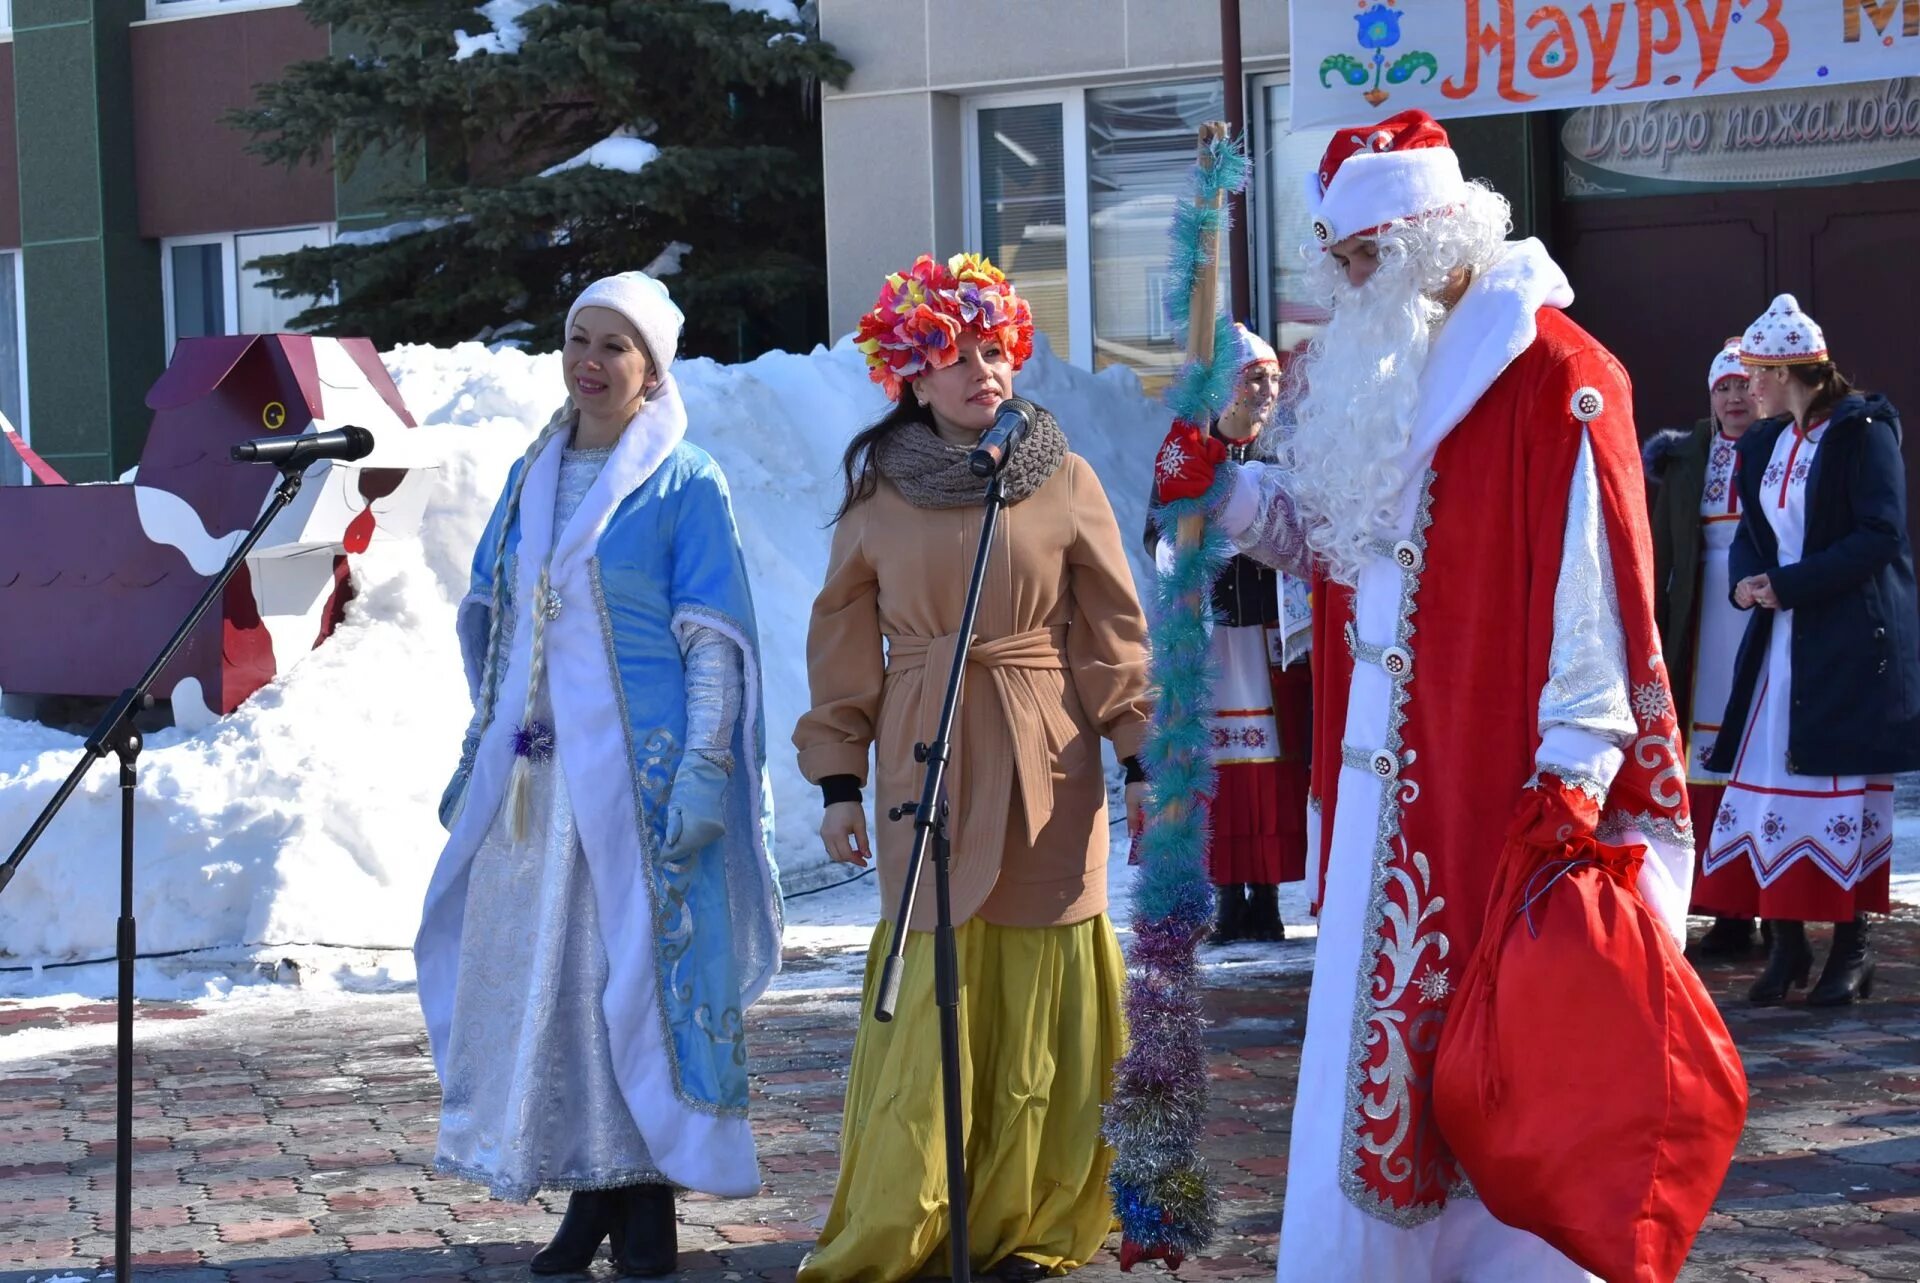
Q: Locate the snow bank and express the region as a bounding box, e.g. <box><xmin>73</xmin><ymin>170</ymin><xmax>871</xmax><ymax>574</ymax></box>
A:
<box><xmin>0</xmin><ymin>336</ymin><xmax>1167</xmax><ymax>970</ymax></box>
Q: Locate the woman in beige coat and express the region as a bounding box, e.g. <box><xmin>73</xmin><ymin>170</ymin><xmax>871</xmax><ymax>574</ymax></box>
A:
<box><xmin>793</xmin><ymin>254</ymin><xmax>1150</xmax><ymax>1282</ymax></box>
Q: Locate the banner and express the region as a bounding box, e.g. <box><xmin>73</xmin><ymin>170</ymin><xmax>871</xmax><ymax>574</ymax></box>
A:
<box><xmin>1290</xmin><ymin>1</ymin><xmax>1920</xmax><ymax>132</ymax></box>
<box><xmin>1561</xmin><ymin>75</ymin><xmax>1920</xmax><ymax>195</ymax></box>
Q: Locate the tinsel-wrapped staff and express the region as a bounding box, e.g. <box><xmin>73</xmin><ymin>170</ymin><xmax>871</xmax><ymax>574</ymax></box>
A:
<box><xmin>1105</xmin><ymin>121</ymin><xmax>1250</xmax><ymax>1272</ymax></box>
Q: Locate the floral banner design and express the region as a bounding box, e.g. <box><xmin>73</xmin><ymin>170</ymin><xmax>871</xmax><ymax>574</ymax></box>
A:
<box><xmin>1291</xmin><ymin>1</ymin><xmax>1920</xmax><ymax>132</ymax></box>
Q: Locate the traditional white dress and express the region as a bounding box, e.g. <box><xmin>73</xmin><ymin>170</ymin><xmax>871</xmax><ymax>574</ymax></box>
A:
<box><xmin>1708</xmin><ymin>421</ymin><xmax>1897</xmax><ymax>903</ymax></box>
<box><xmin>1687</xmin><ymin>430</ymin><xmax>1744</xmax><ymax>783</ymax></box>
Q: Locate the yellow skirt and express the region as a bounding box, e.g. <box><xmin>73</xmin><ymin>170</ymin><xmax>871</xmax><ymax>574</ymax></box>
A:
<box><xmin>796</xmin><ymin>914</ymin><xmax>1128</xmax><ymax>1283</ymax></box>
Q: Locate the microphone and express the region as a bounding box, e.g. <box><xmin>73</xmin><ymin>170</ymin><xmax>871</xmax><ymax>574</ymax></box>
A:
<box><xmin>967</xmin><ymin>397</ymin><xmax>1037</xmax><ymax>478</ymax></box>
<box><xmin>231</xmin><ymin>426</ymin><xmax>376</xmax><ymax>467</ymax></box>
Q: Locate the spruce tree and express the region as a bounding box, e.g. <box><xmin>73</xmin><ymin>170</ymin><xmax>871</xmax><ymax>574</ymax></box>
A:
<box><xmin>230</xmin><ymin>0</ymin><xmax>850</xmax><ymax>358</ymax></box>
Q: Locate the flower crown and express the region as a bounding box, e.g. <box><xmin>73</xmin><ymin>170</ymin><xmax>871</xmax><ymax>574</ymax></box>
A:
<box><xmin>855</xmin><ymin>253</ymin><xmax>1036</xmax><ymax>400</ymax></box>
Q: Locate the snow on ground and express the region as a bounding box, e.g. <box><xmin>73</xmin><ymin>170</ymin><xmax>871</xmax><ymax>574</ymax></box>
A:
<box><xmin>0</xmin><ymin>334</ymin><xmax>1167</xmax><ymax>994</ymax></box>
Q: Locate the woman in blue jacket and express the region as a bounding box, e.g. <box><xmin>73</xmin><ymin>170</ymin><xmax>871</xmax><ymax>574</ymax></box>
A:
<box><xmin>1706</xmin><ymin>293</ymin><xmax>1920</xmax><ymax>1007</ymax></box>
<box><xmin>418</xmin><ymin>273</ymin><xmax>782</xmax><ymax>1276</ymax></box>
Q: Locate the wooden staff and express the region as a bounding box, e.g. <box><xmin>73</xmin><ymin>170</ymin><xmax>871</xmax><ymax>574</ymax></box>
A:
<box><xmin>1162</xmin><ymin>120</ymin><xmax>1232</xmax><ymax>832</ymax></box>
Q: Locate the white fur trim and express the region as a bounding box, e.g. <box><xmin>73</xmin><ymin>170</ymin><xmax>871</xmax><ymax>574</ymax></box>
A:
<box><xmin>1310</xmin><ymin>147</ymin><xmax>1469</xmax><ymax>248</ymax></box>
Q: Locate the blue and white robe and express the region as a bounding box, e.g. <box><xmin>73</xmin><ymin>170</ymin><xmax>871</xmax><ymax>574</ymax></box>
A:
<box><xmin>416</xmin><ymin>379</ymin><xmax>782</xmax><ymax>1198</ymax></box>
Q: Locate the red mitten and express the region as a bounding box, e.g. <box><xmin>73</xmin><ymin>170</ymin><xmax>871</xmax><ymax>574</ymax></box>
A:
<box><xmin>1154</xmin><ymin>419</ymin><xmax>1227</xmax><ymax>503</ymax></box>
<box><xmin>1511</xmin><ymin>773</ymin><xmax>1602</xmax><ymax>849</ymax></box>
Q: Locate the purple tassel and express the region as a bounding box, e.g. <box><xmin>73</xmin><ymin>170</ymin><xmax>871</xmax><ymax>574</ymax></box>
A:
<box><xmin>512</xmin><ymin>721</ymin><xmax>555</xmax><ymax>763</ymax></box>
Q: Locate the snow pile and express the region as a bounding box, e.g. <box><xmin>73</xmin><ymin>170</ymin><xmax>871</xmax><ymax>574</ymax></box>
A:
<box><xmin>0</xmin><ymin>335</ymin><xmax>1167</xmax><ymax>969</ymax></box>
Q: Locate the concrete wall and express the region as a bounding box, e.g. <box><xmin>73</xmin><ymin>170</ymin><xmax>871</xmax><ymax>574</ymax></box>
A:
<box><xmin>817</xmin><ymin>0</ymin><xmax>1289</xmax><ymax>337</ymax></box>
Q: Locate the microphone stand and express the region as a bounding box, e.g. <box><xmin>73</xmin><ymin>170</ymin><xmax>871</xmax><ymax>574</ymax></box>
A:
<box><xmin>872</xmin><ymin>468</ymin><xmax>1012</xmax><ymax>1283</ymax></box>
<box><xmin>0</xmin><ymin>459</ymin><xmax>311</xmax><ymax>1283</ymax></box>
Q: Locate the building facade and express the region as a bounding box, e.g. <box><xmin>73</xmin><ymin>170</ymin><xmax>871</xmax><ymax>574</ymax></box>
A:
<box><xmin>0</xmin><ymin>0</ymin><xmax>401</xmax><ymax>485</ymax></box>
<box><xmin>817</xmin><ymin>0</ymin><xmax>1920</xmax><ymax>547</ymax></box>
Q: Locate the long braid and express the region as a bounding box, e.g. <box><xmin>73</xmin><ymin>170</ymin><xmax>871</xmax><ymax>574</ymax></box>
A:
<box><xmin>506</xmin><ymin>555</ymin><xmax>558</xmax><ymax>842</ymax></box>
<box><xmin>471</xmin><ymin>405</ymin><xmax>571</xmax><ymax>839</ymax></box>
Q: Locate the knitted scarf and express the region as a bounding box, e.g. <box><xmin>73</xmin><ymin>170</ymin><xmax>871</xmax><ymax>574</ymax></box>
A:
<box><xmin>874</xmin><ymin>406</ymin><xmax>1068</xmax><ymax>509</ymax></box>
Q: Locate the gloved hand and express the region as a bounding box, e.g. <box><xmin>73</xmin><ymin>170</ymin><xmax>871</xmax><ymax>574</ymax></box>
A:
<box><xmin>1154</xmin><ymin>419</ymin><xmax>1227</xmax><ymax>503</ymax></box>
<box><xmin>1510</xmin><ymin>772</ymin><xmax>1602</xmax><ymax>849</ymax></box>
<box><xmin>659</xmin><ymin>753</ymin><xmax>731</xmax><ymax>861</ymax></box>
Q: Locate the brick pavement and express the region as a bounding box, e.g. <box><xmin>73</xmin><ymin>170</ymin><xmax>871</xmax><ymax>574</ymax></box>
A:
<box><xmin>4</xmin><ymin>910</ymin><xmax>1920</xmax><ymax>1283</ymax></box>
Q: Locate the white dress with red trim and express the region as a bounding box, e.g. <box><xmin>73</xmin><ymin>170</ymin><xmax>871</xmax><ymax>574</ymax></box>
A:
<box><xmin>1706</xmin><ymin>421</ymin><xmax>1895</xmax><ymax>919</ymax></box>
<box><xmin>1205</xmin><ymin>622</ymin><xmax>1308</xmax><ymax>886</ymax></box>
<box><xmin>1687</xmin><ymin>430</ymin><xmax>1756</xmax><ymax>913</ymax></box>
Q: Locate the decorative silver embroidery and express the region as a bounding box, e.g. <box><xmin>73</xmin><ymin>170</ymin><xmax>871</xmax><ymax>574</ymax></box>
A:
<box><xmin>1630</xmin><ymin>681</ymin><xmax>1673</xmax><ymax>727</ymax></box>
<box><xmin>1527</xmin><ymin>766</ymin><xmax>1610</xmax><ymax>806</ymax></box>
<box><xmin>1340</xmin><ymin>469</ymin><xmax>1458</xmax><ymax>1227</ymax></box>
<box><xmin>1229</xmin><ymin>464</ymin><xmax>1315</xmax><ymax>577</ymax></box>
<box><xmin>1343</xmin><ymin>742</ymin><xmax>1413</xmax><ymax>783</ymax></box>
<box><xmin>1345</xmin><ymin>622</ymin><xmax>1413</xmax><ymax>679</ymax></box>
<box><xmin>1597</xmin><ymin>808</ymin><xmax>1695</xmax><ymax>850</ymax></box>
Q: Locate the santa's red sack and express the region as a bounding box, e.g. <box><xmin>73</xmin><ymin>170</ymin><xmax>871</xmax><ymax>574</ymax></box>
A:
<box><xmin>1432</xmin><ymin>824</ymin><xmax>1748</xmax><ymax>1283</ymax></box>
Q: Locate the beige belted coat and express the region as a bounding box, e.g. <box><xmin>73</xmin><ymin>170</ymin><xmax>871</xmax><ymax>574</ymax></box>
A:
<box><xmin>794</xmin><ymin>452</ymin><xmax>1151</xmax><ymax>930</ymax></box>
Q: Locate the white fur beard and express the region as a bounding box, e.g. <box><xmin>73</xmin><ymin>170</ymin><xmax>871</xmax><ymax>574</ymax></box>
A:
<box><xmin>1285</xmin><ymin>258</ymin><xmax>1442</xmax><ymax>585</ymax></box>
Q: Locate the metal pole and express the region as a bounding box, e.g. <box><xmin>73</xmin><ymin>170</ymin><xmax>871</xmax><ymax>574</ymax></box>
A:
<box><xmin>115</xmin><ymin>735</ymin><xmax>139</xmax><ymax>1282</ymax></box>
<box><xmin>1221</xmin><ymin>0</ymin><xmax>1251</xmax><ymax>323</ymax></box>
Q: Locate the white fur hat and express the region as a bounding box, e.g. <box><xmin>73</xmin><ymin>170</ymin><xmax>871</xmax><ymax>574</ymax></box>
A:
<box><xmin>1707</xmin><ymin>340</ymin><xmax>1746</xmax><ymax>392</ymax></box>
<box><xmin>566</xmin><ymin>271</ymin><xmax>686</xmax><ymax>376</ymax></box>
<box><xmin>1305</xmin><ymin>109</ymin><xmax>1470</xmax><ymax>250</ymax></box>
<box><xmin>1236</xmin><ymin>322</ymin><xmax>1279</xmax><ymax>371</ymax></box>
<box><xmin>1739</xmin><ymin>293</ymin><xmax>1828</xmax><ymax>367</ymax></box>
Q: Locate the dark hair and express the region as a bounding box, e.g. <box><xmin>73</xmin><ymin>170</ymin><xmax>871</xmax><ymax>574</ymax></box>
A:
<box><xmin>833</xmin><ymin>393</ymin><xmax>934</xmax><ymax>523</ymax></box>
<box><xmin>1787</xmin><ymin>359</ymin><xmax>1857</xmax><ymax>421</ymax></box>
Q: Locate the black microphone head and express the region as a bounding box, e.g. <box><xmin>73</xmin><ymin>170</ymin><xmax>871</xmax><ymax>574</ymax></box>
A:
<box><xmin>998</xmin><ymin>396</ymin><xmax>1036</xmax><ymax>428</ymax></box>
<box><xmin>339</xmin><ymin>425</ymin><xmax>377</xmax><ymax>460</ymax></box>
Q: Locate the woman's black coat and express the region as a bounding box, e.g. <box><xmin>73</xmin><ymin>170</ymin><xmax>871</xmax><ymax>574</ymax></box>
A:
<box><xmin>1705</xmin><ymin>393</ymin><xmax>1920</xmax><ymax>777</ymax></box>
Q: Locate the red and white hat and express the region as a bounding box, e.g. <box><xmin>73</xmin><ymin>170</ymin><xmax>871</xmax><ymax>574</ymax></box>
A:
<box><xmin>1305</xmin><ymin>109</ymin><xmax>1470</xmax><ymax>250</ymax></box>
<box><xmin>1707</xmin><ymin>339</ymin><xmax>1745</xmax><ymax>392</ymax></box>
<box><xmin>1738</xmin><ymin>293</ymin><xmax>1828</xmax><ymax>367</ymax></box>
<box><xmin>1235</xmin><ymin>322</ymin><xmax>1278</xmax><ymax>372</ymax></box>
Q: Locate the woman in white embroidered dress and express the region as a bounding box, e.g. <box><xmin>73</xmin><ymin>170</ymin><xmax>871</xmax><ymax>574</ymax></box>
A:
<box><xmin>1708</xmin><ymin>293</ymin><xmax>1920</xmax><ymax>1006</ymax></box>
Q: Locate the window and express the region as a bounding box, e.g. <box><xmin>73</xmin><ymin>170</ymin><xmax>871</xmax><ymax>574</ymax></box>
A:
<box><xmin>144</xmin><ymin>0</ymin><xmax>302</xmax><ymax>19</ymax></box>
<box><xmin>1250</xmin><ymin>74</ymin><xmax>1334</xmax><ymax>358</ymax></box>
<box><xmin>0</xmin><ymin>2</ymin><xmax>12</xmax><ymax>37</ymax></box>
<box><xmin>0</xmin><ymin>252</ymin><xmax>25</xmax><ymax>486</ymax></box>
<box><xmin>975</xmin><ymin>101</ymin><xmax>1077</xmax><ymax>365</ymax></box>
<box><xmin>968</xmin><ymin>78</ymin><xmax>1323</xmax><ymax>386</ymax></box>
<box><xmin>160</xmin><ymin>225</ymin><xmax>332</xmax><ymax>357</ymax></box>
<box><xmin>1086</xmin><ymin>81</ymin><xmax>1229</xmax><ymax>387</ymax></box>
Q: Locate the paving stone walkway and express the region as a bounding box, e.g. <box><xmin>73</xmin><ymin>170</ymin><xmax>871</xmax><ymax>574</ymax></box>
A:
<box><xmin>5</xmin><ymin>904</ymin><xmax>1920</xmax><ymax>1283</ymax></box>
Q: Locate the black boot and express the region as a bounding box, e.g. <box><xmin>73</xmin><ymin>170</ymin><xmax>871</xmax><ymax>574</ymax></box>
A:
<box><xmin>1748</xmin><ymin>919</ymin><xmax>1814</xmax><ymax>1005</ymax></box>
<box><xmin>530</xmin><ymin>1189</ymin><xmax>615</xmax><ymax>1274</ymax></box>
<box><xmin>1208</xmin><ymin>884</ymin><xmax>1247</xmax><ymax>944</ymax></box>
<box><xmin>1807</xmin><ymin>918</ymin><xmax>1876</xmax><ymax>1007</ymax></box>
<box><xmin>1691</xmin><ymin>916</ymin><xmax>1760</xmax><ymax>959</ymax></box>
<box><xmin>1244</xmin><ymin>884</ymin><xmax>1286</xmax><ymax>942</ymax></box>
<box><xmin>608</xmin><ymin>1183</ymin><xmax>677</xmax><ymax>1278</ymax></box>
